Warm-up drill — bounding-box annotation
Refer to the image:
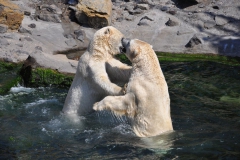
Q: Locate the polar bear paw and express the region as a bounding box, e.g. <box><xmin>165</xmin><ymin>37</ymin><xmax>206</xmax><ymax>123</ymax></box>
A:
<box><xmin>93</xmin><ymin>102</ymin><xmax>104</xmax><ymax>111</ymax></box>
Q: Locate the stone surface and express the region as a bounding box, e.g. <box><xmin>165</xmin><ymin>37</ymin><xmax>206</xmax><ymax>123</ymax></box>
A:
<box><xmin>24</xmin><ymin>11</ymin><xmax>31</xmax><ymax>16</ymax></box>
<box><xmin>165</xmin><ymin>18</ymin><xmax>178</xmax><ymax>26</ymax></box>
<box><xmin>40</xmin><ymin>4</ymin><xmax>62</xmax><ymax>15</ymax></box>
<box><xmin>28</xmin><ymin>23</ymin><xmax>36</xmax><ymax>28</ymax></box>
<box><xmin>138</xmin><ymin>19</ymin><xmax>150</xmax><ymax>26</ymax></box>
<box><xmin>204</xmin><ymin>20</ymin><xmax>216</xmax><ymax>29</ymax></box>
<box><xmin>38</xmin><ymin>13</ymin><xmax>61</xmax><ymax>23</ymax></box>
<box><xmin>18</xmin><ymin>26</ymin><xmax>32</xmax><ymax>34</ymax></box>
<box><xmin>65</xmin><ymin>38</ymin><xmax>77</xmax><ymax>47</ymax></box>
<box><xmin>0</xmin><ymin>0</ymin><xmax>240</xmax><ymax>75</ymax></box>
<box><xmin>0</xmin><ymin>38</ymin><xmax>10</xmax><ymax>46</ymax></box>
<box><xmin>0</xmin><ymin>0</ymin><xmax>24</xmax><ymax>30</ymax></box>
<box><xmin>136</xmin><ymin>4</ymin><xmax>149</xmax><ymax>10</ymax></box>
<box><xmin>214</xmin><ymin>15</ymin><xmax>229</xmax><ymax>26</ymax></box>
<box><xmin>76</xmin><ymin>0</ymin><xmax>112</xmax><ymax>28</ymax></box>
<box><xmin>0</xmin><ymin>24</ymin><xmax>8</xmax><ymax>33</ymax></box>
<box><xmin>185</xmin><ymin>35</ymin><xmax>202</xmax><ymax>48</ymax></box>
<box><xmin>74</xmin><ymin>30</ymin><xmax>86</xmax><ymax>42</ymax></box>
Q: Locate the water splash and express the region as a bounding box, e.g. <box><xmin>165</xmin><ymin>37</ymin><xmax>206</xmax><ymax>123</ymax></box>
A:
<box><xmin>25</xmin><ymin>99</ymin><xmax>59</xmax><ymax>108</ymax></box>
<box><xmin>10</xmin><ymin>85</ymin><xmax>35</xmax><ymax>93</ymax></box>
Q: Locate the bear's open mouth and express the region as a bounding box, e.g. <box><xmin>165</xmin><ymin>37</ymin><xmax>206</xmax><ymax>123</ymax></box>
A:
<box><xmin>121</xmin><ymin>38</ymin><xmax>130</xmax><ymax>54</ymax></box>
<box><xmin>120</xmin><ymin>38</ymin><xmax>130</xmax><ymax>53</ymax></box>
<box><xmin>120</xmin><ymin>46</ymin><xmax>126</xmax><ymax>53</ymax></box>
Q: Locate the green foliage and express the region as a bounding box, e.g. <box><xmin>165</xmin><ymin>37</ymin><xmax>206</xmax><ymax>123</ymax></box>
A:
<box><xmin>156</xmin><ymin>52</ymin><xmax>240</xmax><ymax>66</ymax></box>
<box><xmin>9</xmin><ymin>136</ymin><xmax>15</xmax><ymax>142</ymax></box>
<box><xmin>0</xmin><ymin>62</ymin><xmax>19</xmax><ymax>73</ymax></box>
<box><xmin>115</xmin><ymin>54</ymin><xmax>131</xmax><ymax>65</ymax></box>
<box><xmin>116</xmin><ymin>52</ymin><xmax>240</xmax><ymax>66</ymax></box>
<box><xmin>0</xmin><ymin>76</ymin><xmax>21</xmax><ymax>95</ymax></box>
<box><xmin>0</xmin><ymin>62</ymin><xmax>22</xmax><ymax>95</ymax></box>
<box><xmin>30</xmin><ymin>68</ymin><xmax>73</xmax><ymax>87</ymax></box>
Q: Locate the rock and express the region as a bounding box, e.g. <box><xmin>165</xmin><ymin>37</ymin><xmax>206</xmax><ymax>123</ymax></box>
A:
<box><xmin>116</xmin><ymin>17</ymin><xmax>124</xmax><ymax>22</ymax></box>
<box><xmin>18</xmin><ymin>26</ymin><xmax>32</xmax><ymax>34</ymax></box>
<box><xmin>136</xmin><ymin>4</ymin><xmax>149</xmax><ymax>10</ymax></box>
<box><xmin>212</xmin><ymin>5</ymin><xmax>220</xmax><ymax>10</ymax></box>
<box><xmin>19</xmin><ymin>37</ymin><xmax>33</xmax><ymax>41</ymax></box>
<box><xmin>0</xmin><ymin>39</ymin><xmax>10</xmax><ymax>46</ymax></box>
<box><xmin>35</xmin><ymin>46</ymin><xmax>42</xmax><ymax>51</ymax></box>
<box><xmin>68</xmin><ymin>0</ymin><xmax>78</xmax><ymax>5</ymax></box>
<box><xmin>68</xmin><ymin>6</ymin><xmax>77</xmax><ymax>11</ymax></box>
<box><xmin>195</xmin><ymin>0</ymin><xmax>210</xmax><ymax>3</ymax></box>
<box><xmin>38</xmin><ymin>13</ymin><xmax>61</xmax><ymax>23</ymax></box>
<box><xmin>75</xmin><ymin>11</ymin><xmax>88</xmax><ymax>26</ymax></box>
<box><xmin>129</xmin><ymin>8</ymin><xmax>144</xmax><ymax>15</ymax></box>
<box><xmin>0</xmin><ymin>0</ymin><xmax>24</xmax><ymax>30</ymax></box>
<box><xmin>76</xmin><ymin>0</ymin><xmax>112</xmax><ymax>28</ymax></box>
<box><xmin>28</xmin><ymin>23</ymin><xmax>36</xmax><ymax>28</ymax></box>
<box><xmin>204</xmin><ymin>20</ymin><xmax>216</xmax><ymax>29</ymax></box>
<box><xmin>64</xmin><ymin>34</ymin><xmax>74</xmax><ymax>39</ymax></box>
<box><xmin>36</xmin><ymin>4</ymin><xmax>62</xmax><ymax>23</ymax></box>
<box><xmin>0</xmin><ymin>24</ymin><xmax>8</xmax><ymax>33</ymax></box>
<box><xmin>3</xmin><ymin>33</ymin><xmax>20</xmax><ymax>39</ymax></box>
<box><xmin>136</xmin><ymin>0</ymin><xmax>154</xmax><ymax>5</ymax></box>
<box><xmin>138</xmin><ymin>15</ymin><xmax>153</xmax><ymax>26</ymax></box>
<box><xmin>165</xmin><ymin>18</ymin><xmax>178</xmax><ymax>26</ymax></box>
<box><xmin>138</xmin><ymin>19</ymin><xmax>150</xmax><ymax>26</ymax></box>
<box><xmin>24</xmin><ymin>11</ymin><xmax>31</xmax><ymax>16</ymax></box>
<box><xmin>19</xmin><ymin>56</ymin><xmax>38</xmax><ymax>87</ymax></box>
<box><xmin>167</xmin><ymin>9</ymin><xmax>177</xmax><ymax>15</ymax></box>
<box><xmin>198</xmin><ymin>3</ymin><xmax>205</xmax><ymax>8</ymax></box>
<box><xmin>65</xmin><ymin>38</ymin><xmax>77</xmax><ymax>47</ymax></box>
<box><xmin>124</xmin><ymin>5</ymin><xmax>134</xmax><ymax>12</ymax></box>
<box><xmin>125</xmin><ymin>15</ymin><xmax>135</xmax><ymax>21</ymax></box>
<box><xmin>16</xmin><ymin>43</ymin><xmax>23</xmax><ymax>47</ymax></box>
<box><xmin>185</xmin><ymin>35</ymin><xmax>202</xmax><ymax>48</ymax></box>
<box><xmin>215</xmin><ymin>16</ymin><xmax>229</xmax><ymax>26</ymax></box>
<box><xmin>23</xmin><ymin>37</ymin><xmax>33</xmax><ymax>41</ymax></box>
<box><xmin>160</xmin><ymin>6</ymin><xmax>168</xmax><ymax>11</ymax></box>
<box><xmin>40</xmin><ymin>4</ymin><xmax>62</xmax><ymax>15</ymax></box>
<box><xmin>140</xmin><ymin>16</ymin><xmax>154</xmax><ymax>21</ymax></box>
<box><xmin>74</xmin><ymin>30</ymin><xmax>86</xmax><ymax>42</ymax></box>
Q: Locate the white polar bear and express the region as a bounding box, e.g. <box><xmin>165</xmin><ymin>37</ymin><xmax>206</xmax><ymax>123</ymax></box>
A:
<box><xmin>93</xmin><ymin>38</ymin><xmax>173</xmax><ymax>137</ymax></box>
<box><xmin>62</xmin><ymin>26</ymin><xmax>131</xmax><ymax>117</ymax></box>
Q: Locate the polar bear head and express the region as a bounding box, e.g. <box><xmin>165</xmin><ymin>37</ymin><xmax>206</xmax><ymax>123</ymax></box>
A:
<box><xmin>122</xmin><ymin>38</ymin><xmax>154</xmax><ymax>63</ymax></box>
<box><xmin>90</xmin><ymin>26</ymin><xmax>125</xmax><ymax>56</ymax></box>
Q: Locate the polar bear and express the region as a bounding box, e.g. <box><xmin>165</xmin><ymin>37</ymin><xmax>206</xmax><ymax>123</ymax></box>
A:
<box><xmin>62</xmin><ymin>26</ymin><xmax>131</xmax><ymax>117</ymax></box>
<box><xmin>93</xmin><ymin>38</ymin><xmax>173</xmax><ymax>137</ymax></box>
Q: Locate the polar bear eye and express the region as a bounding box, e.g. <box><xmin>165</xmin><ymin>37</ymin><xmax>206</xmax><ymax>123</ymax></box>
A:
<box><xmin>104</xmin><ymin>28</ymin><xmax>110</xmax><ymax>34</ymax></box>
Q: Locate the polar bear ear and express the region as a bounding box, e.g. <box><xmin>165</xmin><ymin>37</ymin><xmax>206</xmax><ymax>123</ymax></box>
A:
<box><xmin>104</xmin><ymin>28</ymin><xmax>110</xmax><ymax>35</ymax></box>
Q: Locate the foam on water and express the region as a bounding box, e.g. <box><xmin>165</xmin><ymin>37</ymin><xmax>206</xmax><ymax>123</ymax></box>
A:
<box><xmin>10</xmin><ymin>85</ymin><xmax>35</xmax><ymax>93</ymax></box>
<box><xmin>25</xmin><ymin>98</ymin><xmax>59</xmax><ymax>108</ymax></box>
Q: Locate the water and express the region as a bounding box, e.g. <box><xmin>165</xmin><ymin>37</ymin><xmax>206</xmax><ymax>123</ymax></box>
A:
<box><xmin>0</xmin><ymin>61</ymin><xmax>240</xmax><ymax>159</ymax></box>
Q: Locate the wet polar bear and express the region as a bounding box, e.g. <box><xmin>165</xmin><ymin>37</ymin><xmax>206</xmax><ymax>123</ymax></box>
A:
<box><xmin>62</xmin><ymin>26</ymin><xmax>131</xmax><ymax>117</ymax></box>
<box><xmin>93</xmin><ymin>39</ymin><xmax>173</xmax><ymax>137</ymax></box>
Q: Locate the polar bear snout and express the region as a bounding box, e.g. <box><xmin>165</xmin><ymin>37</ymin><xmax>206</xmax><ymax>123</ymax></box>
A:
<box><xmin>121</xmin><ymin>38</ymin><xmax>131</xmax><ymax>53</ymax></box>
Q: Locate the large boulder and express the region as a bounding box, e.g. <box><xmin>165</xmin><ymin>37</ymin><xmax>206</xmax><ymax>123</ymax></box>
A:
<box><xmin>75</xmin><ymin>0</ymin><xmax>112</xmax><ymax>28</ymax></box>
<box><xmin>0</xmin><ymin>0</ymin><xmax>24</xmax><ymax>30</ymax></box>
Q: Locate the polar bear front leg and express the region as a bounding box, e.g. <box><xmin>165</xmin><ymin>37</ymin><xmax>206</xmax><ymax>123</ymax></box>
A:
<box><xmin>90</xmin><ymin>61</ymin><xmax>125</xmax><ymax>95</ymax></box>
<box><xmin>106</xmin><ymin>58</ymin><xmax>132</xmax><ymax>84</ymax></box>
<box><xmin>93</xmin><ymin>93</ymin><xmax>136</xmax><ymax>117</ymax></box>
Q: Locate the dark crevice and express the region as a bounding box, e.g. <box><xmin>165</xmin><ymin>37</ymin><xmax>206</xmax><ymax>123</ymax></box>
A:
<box><xmin>172</xmin><ymin>0</ymin><xmax>199</xmax><ymax>9</ymax></box>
